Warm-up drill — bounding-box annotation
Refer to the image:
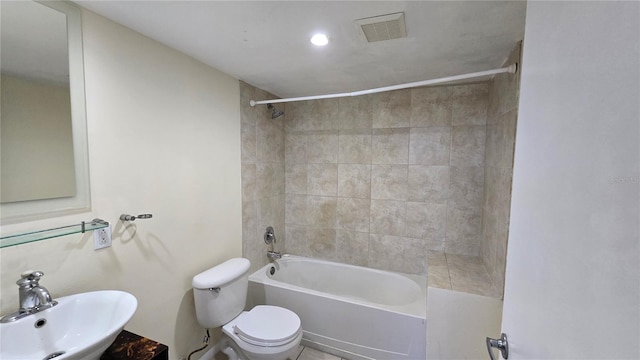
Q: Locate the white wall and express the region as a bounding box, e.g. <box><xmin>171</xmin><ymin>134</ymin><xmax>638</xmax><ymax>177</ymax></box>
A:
<box><xmin>0</xmin><ymin>10</ymin><xmax>242</xmax><ymax>358</ymax></box>
<box><xmin>503</xmin><ymin>1</ymin><xmax>639</xmax><ymax>358</ymax></box>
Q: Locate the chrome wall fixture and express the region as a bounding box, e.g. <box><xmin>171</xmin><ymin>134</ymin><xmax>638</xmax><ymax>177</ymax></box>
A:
<box><xmin>119</xmin><ymin>213</ymin><xmax>153</xmax><ymax>222</ymax></box>
<box><xmin>263</xmin><ymin>226</ymin><xmax>276</xmax><ymax>245</ymax></box>
<box><xmin>486</xmin><ymin>333</ymin><xmax>509</xmax><ymax>360</ymax></box>
<box><xmin>263</xmin><ymin>226</ymin><xmax>281</xmax><ymax>260</ymax></box>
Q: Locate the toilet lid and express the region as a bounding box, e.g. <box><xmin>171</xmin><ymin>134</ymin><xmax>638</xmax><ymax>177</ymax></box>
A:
<box><xmin>234</xmin><ymin>305</ymin><xmax>301</xmax><ymax>347</ymax></box>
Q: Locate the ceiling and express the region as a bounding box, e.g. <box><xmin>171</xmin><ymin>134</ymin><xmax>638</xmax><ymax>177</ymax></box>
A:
<box><xmin>75</xmin><ymin>1</ymin><xmax>526</xmax><ymax>99</ymax></box>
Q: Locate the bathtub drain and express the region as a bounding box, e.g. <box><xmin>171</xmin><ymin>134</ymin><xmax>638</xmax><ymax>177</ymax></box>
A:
<box><xmin>269</xmin><ymin>266</ymin><xmax>276</xmax><ymax>275</ymax></box>
<box><xmin>43</xmin><ymin>351</ymin><xmax>65</xmax><ymax>360</ymax></box>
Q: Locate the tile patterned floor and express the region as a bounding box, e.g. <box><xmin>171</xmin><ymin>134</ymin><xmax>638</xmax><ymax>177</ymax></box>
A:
<box><xmin>427</xmin><ymin>251</ymin><xmax>502</xmax><ymax>299</ymax></box>
<box><xmin>215</xmin><ymin>345</ymin><xmax>343</xmax><ymax>360</ymax></box>
<box><xmin>294</xmin><ymin>346</ymin><xmax>343</xmax><ymax>360</ymax></box>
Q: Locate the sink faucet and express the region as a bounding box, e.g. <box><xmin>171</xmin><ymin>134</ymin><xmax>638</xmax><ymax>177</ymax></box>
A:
<box><xmin>0</xmin><ymin>271</ymin><xmax>57</xmax><ymax>323</ymax></box>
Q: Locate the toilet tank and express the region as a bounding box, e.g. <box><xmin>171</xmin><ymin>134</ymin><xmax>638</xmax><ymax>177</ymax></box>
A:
<box><xmin>192</xmin><ymin>258</ymin><xmax>251</xmax><ymax>328</ymax></box>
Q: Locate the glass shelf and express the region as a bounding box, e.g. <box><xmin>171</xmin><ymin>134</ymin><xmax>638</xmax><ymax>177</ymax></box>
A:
<box><xmin>0</xmin><ymin>219</ymin><xmax>109</xmax><ymax>248</ymax></box>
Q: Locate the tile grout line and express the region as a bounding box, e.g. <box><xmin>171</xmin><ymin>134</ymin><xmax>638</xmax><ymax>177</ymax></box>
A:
<box><xmin>444</xmin><ymin>252</ymin><xmax>454</xmax><ymax>290</ymax></box>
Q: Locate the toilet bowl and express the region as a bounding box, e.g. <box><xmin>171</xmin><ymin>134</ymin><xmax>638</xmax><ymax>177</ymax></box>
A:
<box><xmin>192</xmin><ymin>258</ymin><xmax>302</xmax><ymax>360</ymax></box>
<box><xmin>222</xmin><ymin>306</ymin><xmax>302</xmax><ymax>360</ymax></box>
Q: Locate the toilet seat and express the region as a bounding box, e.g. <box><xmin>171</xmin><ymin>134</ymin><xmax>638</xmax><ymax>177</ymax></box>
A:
<box><xmin>233</xmin><ymin>305</ymin><xmax>301</xmax><ymax>347</ymax></box>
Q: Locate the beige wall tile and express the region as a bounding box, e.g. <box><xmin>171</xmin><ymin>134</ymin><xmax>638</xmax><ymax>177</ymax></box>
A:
<box><xmin>307</xmin><ymin>130</ymin><xmax>339</xmax><ymax>164</ymax></box>
<box><xmin>338</xmin><ymin>95</ymin><xmax>373</xmax><ymax>130</ymax></box>
<box><xmin>446</xmin><ymin>204</ymin><xmax>483</xmax><ymax>255</ymax></box>
<box><xmin>279</xmin><ymin>82</ymin><xmax>509</xmax><ymax>283</ymax></box>
<box><xmin>480</xmin><ymin>42</ymin><xmax>521</xmax><ymax>299</ymax></box>
<box><xmin>284</xmin><ymin>101</ymin><xmax>307</xmax><ymax>132</ymax></box>
<box><xmin>338</xmin><ymin>129</ymin><xmax>372</xmax><ymax>164</ymax></box>
<box><xmin>257</xmin><ymin>118</ymin><xmax>285</xmax><ymax>163</ymax></box>
<box><xmin>308</xmin><ymin>228</ymin><xmax>337</xmax><ymax>260</ymax></box>
<box><xmin>409</xmin><ymin>127</ymin><xmax>451</xmax><ymax>165</ymax></box>
<box><xmin>285</xmin><ymin>131</ymin><xmax>307</xmax><ymax>164</ymax></box>
<box><xmin>241</xmin><ymin>164</ymin><xmax>257</xmax><ymax>202</ymax></box>
<box><xmin>425</xmin><ymin>239</ymin><xmax>446</xmax><ymax>252</ymax></box>
<box><xmin>293</xmin><ymin>101</ymin><xmax>322</xmax><ymax>131</ymax></box>
<box><xmin>451</xmin><ymin>84</ymin><xmax>488</xmax><ymax>126</ymax></box>
<box><xmin>428</xmin><ymin>250</ymin><xmax>448</xmax><ymax>266</ymax></box>
<box><xmin>335</xmin><ymin>230</ymin><xmax>370</xmax><ymax>267</ymax></box>
<box><xmin>496</xmin><ymin>166</ymin><xmax>513</xmax><ymax>223</ymax></box>
<box><xmin>336</xmin><ymin>197</ymin><xmax>371</xmax><ymax>232</ymax></box>
<box><xmin>285</xmin><ymin>162</ymin><xmax>307</xmax><ymax>195</ymax></box>
<box><xmin>407</xmin><ymin>165</ymin><xmax>450</xmax><ymax>203</ymax></box>
<box><xmin>371</xmin><ymin>128</ymin><xmax>410</xmax><ymax>164</ymax></box>
<box><xmin>445</xmin><ymin>239</ymin><xmax>481</xmax><ymax>256</ymax></box>
<box><xmin>241</xmin><ymin>122</ymin><xmax>257</xmax><ymax>164</ymax></box>
<box><xmin>428</xmin><ymin>265</ymin><xmax>452</xmax><ymax>290</ymax></box>
<box><xmin>240</xmin><ymin>81</ymin><xmax>258</xmax><ymax>123</ymax></box>
<box><xmin>284</xmin><ymin>225</ymin><xmax>309</xmax><ymax>256</ymax></box>
<box><xmin>337</xmin><ymin>164</ymin><xmax>371</xmax><ymax>199</ymax></box>
<box><xmin>412</xmin><ymin>86</ymin><xmax>451</xmax><ymax>103</ymax></box>
<box><xmin>405</xmin><ymin>202</ymin><xmax>447</xmax><ymax>241</ymax></box>
<box><xmin>369</xmin><ymin>234</ymin><xmax>426</xmax><ymax>274</ymax></box>
<box><xmin>241</xmin><ymin>83</ymin><xmax>284</xmax><ymax>276</ymax></box>
<box><xmin>484</xmin><ymin>124</ymin><xmax>499</xmax><ymax>167</ymax></box>
<box><xmin>256</xmin><ymin>162</ymin><xmax>284</xmax><ymax>197</ymax></box>
<box><xmin>370</xmin><ymin>199</ymin><xmax>406</xmax><ymax>236</ymax></box>
<box><xmin>294</xmin><ymin>99</ymin><xmax>339</xmax><ymax>131</ymax></box>
<box><xmin>372</xmin><ymin>89</ymin><xmax>411</xmax><ymax>128</ymax></box>
<box><xmin>257</xmin><ymin>195</ymin><xmax>285</xmax><ymax>236</ymax></box>
<box><xmin>307</xmin><ymin>196</ymin><xmax>337</xmax><ymax>228</ymax></box>
<box><xmin>371</xmin><ymin>164</ymin><xmax>408</xmax><ymax>200</ymax></box>
<box><xmin>307</xmin><ymin>163</ymin><xmax>338</xmax><ymax>196</ymax></box>
<box><xmin>242</xmin><ymin>200</ymin><xmax>261</xmax><ymax>270</ymax></box>
<box><xmin>496</xmin><ymin>109</ymin><xmax>518</xmax><ymax>167</ymax></box>
<box><xmin>450</xmin><ymin>125</ymin><xmax>486</xmax><ymax>167</ymax></box>
<box><xmin>449</xmin><ymin>166</ymin><xmax>485</xmax><ymax>207</ymax></box>
<box><xmin>285</xmin><ymin>194</ymin><xmax>308</xmax><ymax>226</ymax></box>
<box><xmin>411</xmin><ymin>86</ymin><xmax>452</xmax><ymax>127</ymax></box>
<box><xmin>314</xmin><ymin>98</ymin><xmax>341</xmax><ymax>130</ymax></box>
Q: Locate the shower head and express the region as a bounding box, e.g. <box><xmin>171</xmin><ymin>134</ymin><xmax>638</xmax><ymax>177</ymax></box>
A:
<box><xmin>267</xmin><ymin>103</ymin><xmax>285</xmax><ymax>119</ymax></box>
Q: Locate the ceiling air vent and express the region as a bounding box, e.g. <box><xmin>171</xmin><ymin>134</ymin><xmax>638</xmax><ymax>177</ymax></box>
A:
<box><xmin>356</xmin><ymin>12</ymin><xmax>407</xmax><ymax>43</ymax></box>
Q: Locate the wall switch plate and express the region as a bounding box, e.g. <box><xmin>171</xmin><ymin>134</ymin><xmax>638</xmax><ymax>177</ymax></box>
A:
<box><xmin>94</xmin><ymin>226</ymin><xmax>112</xmax><ymax>250</ymax></box>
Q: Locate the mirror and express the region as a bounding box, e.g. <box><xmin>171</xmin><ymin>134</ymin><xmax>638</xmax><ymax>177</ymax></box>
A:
<box><xmin>1</xmin><ymin>1</ymin><xmax>90</xmax><ymax>224</ymax></box>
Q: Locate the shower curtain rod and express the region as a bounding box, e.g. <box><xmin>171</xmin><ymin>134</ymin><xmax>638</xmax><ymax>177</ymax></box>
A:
<box><xmin>250</xmin><ymin>63</ymin><xmax>517</xmax><ymax>106</ymax></box>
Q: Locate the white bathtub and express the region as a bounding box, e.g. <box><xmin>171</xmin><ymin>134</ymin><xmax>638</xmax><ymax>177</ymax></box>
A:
<box><xmin>247</xmin><ymin>255</ymin><xmax>427</xmax><ymax>360</ymax></box>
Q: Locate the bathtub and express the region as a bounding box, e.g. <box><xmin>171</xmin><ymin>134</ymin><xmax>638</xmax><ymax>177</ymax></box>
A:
<box><xmin>247</xmin><ymin>255</ymin><xmax>427</xmax><ymax>360</ymax></box>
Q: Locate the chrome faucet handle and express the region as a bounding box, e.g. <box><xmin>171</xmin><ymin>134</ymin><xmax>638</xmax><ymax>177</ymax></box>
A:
<box><xmin>21</xmin><ymin>270</ymin><xmax>44</xmax><ymax>279</ymax></box>
<box><xmin>264</xmin><ymin>226</ymin><xmax>276</xmax><ymax>245</ymax></box>
<box><xmin>17</xmin><ymin>270</ymin><xmax>44</xmax><ymax>285</ymax></box>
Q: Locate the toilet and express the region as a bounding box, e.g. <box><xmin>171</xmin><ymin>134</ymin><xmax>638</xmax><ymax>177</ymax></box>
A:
<box><xmin>192</xmin><ymin>258</ymin><xmax>302</xmax><ymax>360</ymax></box>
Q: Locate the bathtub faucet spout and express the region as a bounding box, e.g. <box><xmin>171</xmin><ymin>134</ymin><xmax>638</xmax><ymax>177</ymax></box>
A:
<box><xmin>267</xmin><ymin>251</ymin><xmax>282</xmax><ymax>260</ymax></box>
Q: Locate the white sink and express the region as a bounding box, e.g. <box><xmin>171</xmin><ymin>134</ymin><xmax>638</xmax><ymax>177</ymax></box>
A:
<box><xmin>0</xmin><ymin>290</ymin><xmax>137</xmax><ymax>360</ymax></box>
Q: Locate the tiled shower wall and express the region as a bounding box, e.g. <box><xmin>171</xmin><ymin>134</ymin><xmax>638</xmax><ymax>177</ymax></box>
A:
<box><xmin>240</xmin><ymin>82</ymin><xmax>286</xmax><ymax>274</ymax></box>
<box><xmin>282</xmin><ymin>84</ymin><xmax>489</xmax><ymax>275</ymax></box>
<box><xmin>482</xmin><ymin>43</ymin><xmax>522</xmax><ymax>296</ymax></box>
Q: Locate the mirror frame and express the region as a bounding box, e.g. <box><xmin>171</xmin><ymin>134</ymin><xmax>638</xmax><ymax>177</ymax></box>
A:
<box><xmin>1</xmin><ymin>1</ymin><xmax>90</xmax><ymax>224</ymax></box>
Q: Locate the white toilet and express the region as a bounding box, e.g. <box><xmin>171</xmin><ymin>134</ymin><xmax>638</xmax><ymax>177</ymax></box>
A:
<box><xmin>192</xmin><ymin>258</ymin><xmax>302</xmax><ymax>360</ymax></box>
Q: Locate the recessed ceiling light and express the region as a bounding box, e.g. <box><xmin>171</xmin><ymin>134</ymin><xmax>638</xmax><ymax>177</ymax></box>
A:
<box><xmin>310</xmin><ymin>33</ymin><xmax>329</xmax><ymax>46</ymax></box>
